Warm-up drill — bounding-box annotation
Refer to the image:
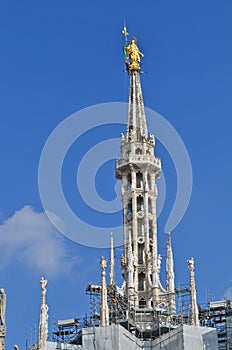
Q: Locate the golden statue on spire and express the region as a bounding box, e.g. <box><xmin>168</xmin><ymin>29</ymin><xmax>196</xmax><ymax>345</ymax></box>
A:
<box><xmin>127</xmin><ymin>38</ymin><xmax>144</xmax><ymax>70</ymax></box>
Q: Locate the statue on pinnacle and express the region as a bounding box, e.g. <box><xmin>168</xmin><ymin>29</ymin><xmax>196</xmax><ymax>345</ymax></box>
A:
<box><xmin>0</xmin><ymin>289</ymin><xmax>6</xmax><ymax>350</ymax></box>
<box><xmin>127</xmin><ymin>39</ymin><xmax>144</xmax><ymax>70</ymax></box>
<box><xmin>122</xmin><ymin>24</ymin><xmax>144</xmax><ymax>70</ymax></box>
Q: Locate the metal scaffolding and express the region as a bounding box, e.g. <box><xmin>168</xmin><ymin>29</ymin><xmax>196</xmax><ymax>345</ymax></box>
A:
<box><xmin>50</xmin><ymin>281</ymin><xmax>199</xmax><ymax>347</ymax></box>
<box><xmin>199</xmin><ymin>299</ymin><xmax>232</xmax><ymax>350</ymax></box>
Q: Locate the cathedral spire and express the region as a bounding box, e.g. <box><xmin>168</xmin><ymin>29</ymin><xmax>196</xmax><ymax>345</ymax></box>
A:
<box><xmin>166</xmin><ymin>232</ymin><xmax>176</xmax><ymax>314</ymax></box>
<box><xmin>116</xmin><ymin>36</ymin><xmax>162</xmax><ymax>309</ymax></box>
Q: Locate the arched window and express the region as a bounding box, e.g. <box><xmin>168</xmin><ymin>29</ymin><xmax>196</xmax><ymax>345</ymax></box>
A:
<box><xmin>138</xmin><ymin>243</ymin><xmax>144</xmax><ymax>264</ymax></box>
<box><xmin>137</xmin><ymin>197</ymin><xmax>144</xmax><ymax>211</ymax></box>
<box><xmin>138</xmin><ymin>219</ymin><xmax>144</xmax><ymax>238</ymax></box>
<box><xmin>136</xmin><ymin>148</ymin><xmax>142</xmax><ymax>155</ymax></box>
<box><xmin>149</xmin><ymin>220</ymin><xmax>153</xmax><ymax>239</ymax></box>
<box><xmin>127</xmin><ymin>173</ymin><xmax>132</xmax><ymax>190</ymax></box>
<box><xmin>127</xmin><ymin>199</ymin><xmax>132</xmax><ymax>214</ymax></box>
<box><xmin>148</xmin><ymin>198</ymin><xmax>152</xmax><ymax>213</ymax></box>
<box><xmin>138</xmin><ymin>272</ymin><xmax>145</xmax><ymax>291</ymax></box>
<box><xmin>136</xmin><ymin>172</ymin><xmax>143</xmax><ymax>188</ymax></box>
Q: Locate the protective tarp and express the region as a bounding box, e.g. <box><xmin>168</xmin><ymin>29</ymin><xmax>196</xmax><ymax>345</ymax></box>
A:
<box><xmin>184</xmin><ymin>325</ymin><xmax>218</xmax><ymax>350</ymax></box>
<box><xmin>144</xmin><ymin>325</ymin><xmax>218</xmax><ymax>350</ymax></box>
<box><xmin>31</xmin><ymin>324</ymin><xmax>218</xmax><ymax>350</ymax></box>
<box><xmin>45</xmin><ymin>341</ymin><xmax>82</xmax><ymax>350</ymax></box>
<box><xmin>144</xmin><ymin>326</ymin><xmax>184</xmax><ymax>350</ymax></box>
<box><xmin>82</xmin><ymin>324</ymin><xmax>142</xmax><ymax>350</ymax></box>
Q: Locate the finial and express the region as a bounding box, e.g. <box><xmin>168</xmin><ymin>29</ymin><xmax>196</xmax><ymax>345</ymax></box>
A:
<box><xmin>187</xmin><ymin>257</ymin><xmax>195</xmax><ymax>271</ymax></box>
<box><xmin>122</xmin><ymin>21</ymin><xmax>129</xmax><ymax>41</ymax></box>
<box><xmin>100</xmin><ymin>256</ymin><xmax>107</xmax><ymax>270</ymax></box>
<box><xmin>122</xmin><ymin>22</ymin><xmax>129</xmax><ymax>70</ymax></box>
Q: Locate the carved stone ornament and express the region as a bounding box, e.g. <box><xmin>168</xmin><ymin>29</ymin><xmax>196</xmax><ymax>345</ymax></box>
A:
<box><xmin>137</xmin><ymin>210</ymin><xmax>144</xmax><ymax>218</ymax></box>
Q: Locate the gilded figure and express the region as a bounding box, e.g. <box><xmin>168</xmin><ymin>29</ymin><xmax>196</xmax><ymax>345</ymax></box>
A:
<box><xmin>127</xmin><ymin>39</ymin><xmax>144</xmax><ymax>70</ymax></box>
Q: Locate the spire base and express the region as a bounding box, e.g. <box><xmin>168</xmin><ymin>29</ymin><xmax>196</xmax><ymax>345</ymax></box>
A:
<box><xmin>129</xmin><ymin>64</ymin><xmax>141</xmax><ymax>71</ymax></box>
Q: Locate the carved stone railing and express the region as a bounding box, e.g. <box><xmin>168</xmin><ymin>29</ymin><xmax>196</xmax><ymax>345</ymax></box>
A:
<box><xmin>116</xmin><ymin>157</ymin><xmax>161</xmax><ymax>168</ymax></box>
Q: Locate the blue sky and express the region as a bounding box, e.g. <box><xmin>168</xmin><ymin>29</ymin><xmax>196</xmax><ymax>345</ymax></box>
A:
<box><xmin>1</xmin><ymin>0</ymin><xmax>232</xmax><ymax>348</ymax></box>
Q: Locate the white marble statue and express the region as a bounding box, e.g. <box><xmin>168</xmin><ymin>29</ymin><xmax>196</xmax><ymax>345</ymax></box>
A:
<box><xmin>0</xmin><ymin>289</ymin><xmax>6</xmax><ymax>327</ymax></box>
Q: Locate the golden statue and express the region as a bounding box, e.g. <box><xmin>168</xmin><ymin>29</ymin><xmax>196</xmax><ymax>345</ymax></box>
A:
<box><xmin>127</xmin><ymin>39</ymin><xmax>144</xmax><ymax>70</ymax></box>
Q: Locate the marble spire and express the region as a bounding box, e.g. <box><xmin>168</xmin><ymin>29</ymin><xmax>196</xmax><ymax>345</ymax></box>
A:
<box><xmin>109</xmin><ymin>233</ymin><xmax>115</xmax><ymax>286</ymax></box>
<box><xmin>38</xmin><ymin>277</ymin><xmax>49</xmax><ymax>350</ymax></box>
<box><xmin>188</xmin><ymin>258</ymin><xmax>200</xmax><ymax>326</ymax></box>
<box><xmin>166</xmin><ymin>232</ymin><xmax>176</xmax><ymax>314</ymax></box>
<box><xmin>116</xmin><ymin>37</ymin><xmax>162</xmax><ymax>309</ymax></box>
<box><xmin>100</xmin><ymin>257</ymin><xmax>109</xmax><ymax>327</ymax></box>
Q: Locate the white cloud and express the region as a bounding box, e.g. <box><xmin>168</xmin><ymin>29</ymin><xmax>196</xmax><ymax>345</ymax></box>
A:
<box><xmin>0</xmin><ymin>205</ymin><xmax>75</xmax><ymax>278</ymax></box>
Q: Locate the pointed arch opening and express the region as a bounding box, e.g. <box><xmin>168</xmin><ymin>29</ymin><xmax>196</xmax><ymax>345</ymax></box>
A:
<box><xmin>148</xmin><ymin>197</ymin><xmax>152</xmax><ymax>213</ymax></box>
<box><xmin>138</xmin><ymin>243</ymin><xmax>144</xmax><ymax>265</ymax></box>
<box><xmin>138</xmin><ymin>272</ymin><xmax>145</xmax><ymax>291</ymax></box>
<box><xmin>127</xmin><ymin>198</ymin><xmax>132</xmax><ymax>214</ymax></box>
<box><xmin>127</xmin><ymin>173</ymin><xmax>132</xmax><ymax>190</ymax></box>
<box><xmin>149</xmin><ymin>220</ymin><xmax>153</xmax><ymax>239</ymax></box>
<box><xmin>139</xmin><ymin>298</ymin><xmax>146</xmax><ymax>308</ymax></box>
<box><xmin>138</xmin><ymin>219</ymin><xmax>144</xmax><ymax>238</ymax></box>
<box><xmin>137</xmin><ymin>196</ymin><xmax>144</xmax><ymax>212</ymax></box>
<box><xmin>136</xmin><ymin>171</ymin><xmax>143</xmax><ymax>188</ymax></box>
<box><xmin>135</xmin><ymin>147</ymin><xmax>142</xmax><ymax>155</ymax></box>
